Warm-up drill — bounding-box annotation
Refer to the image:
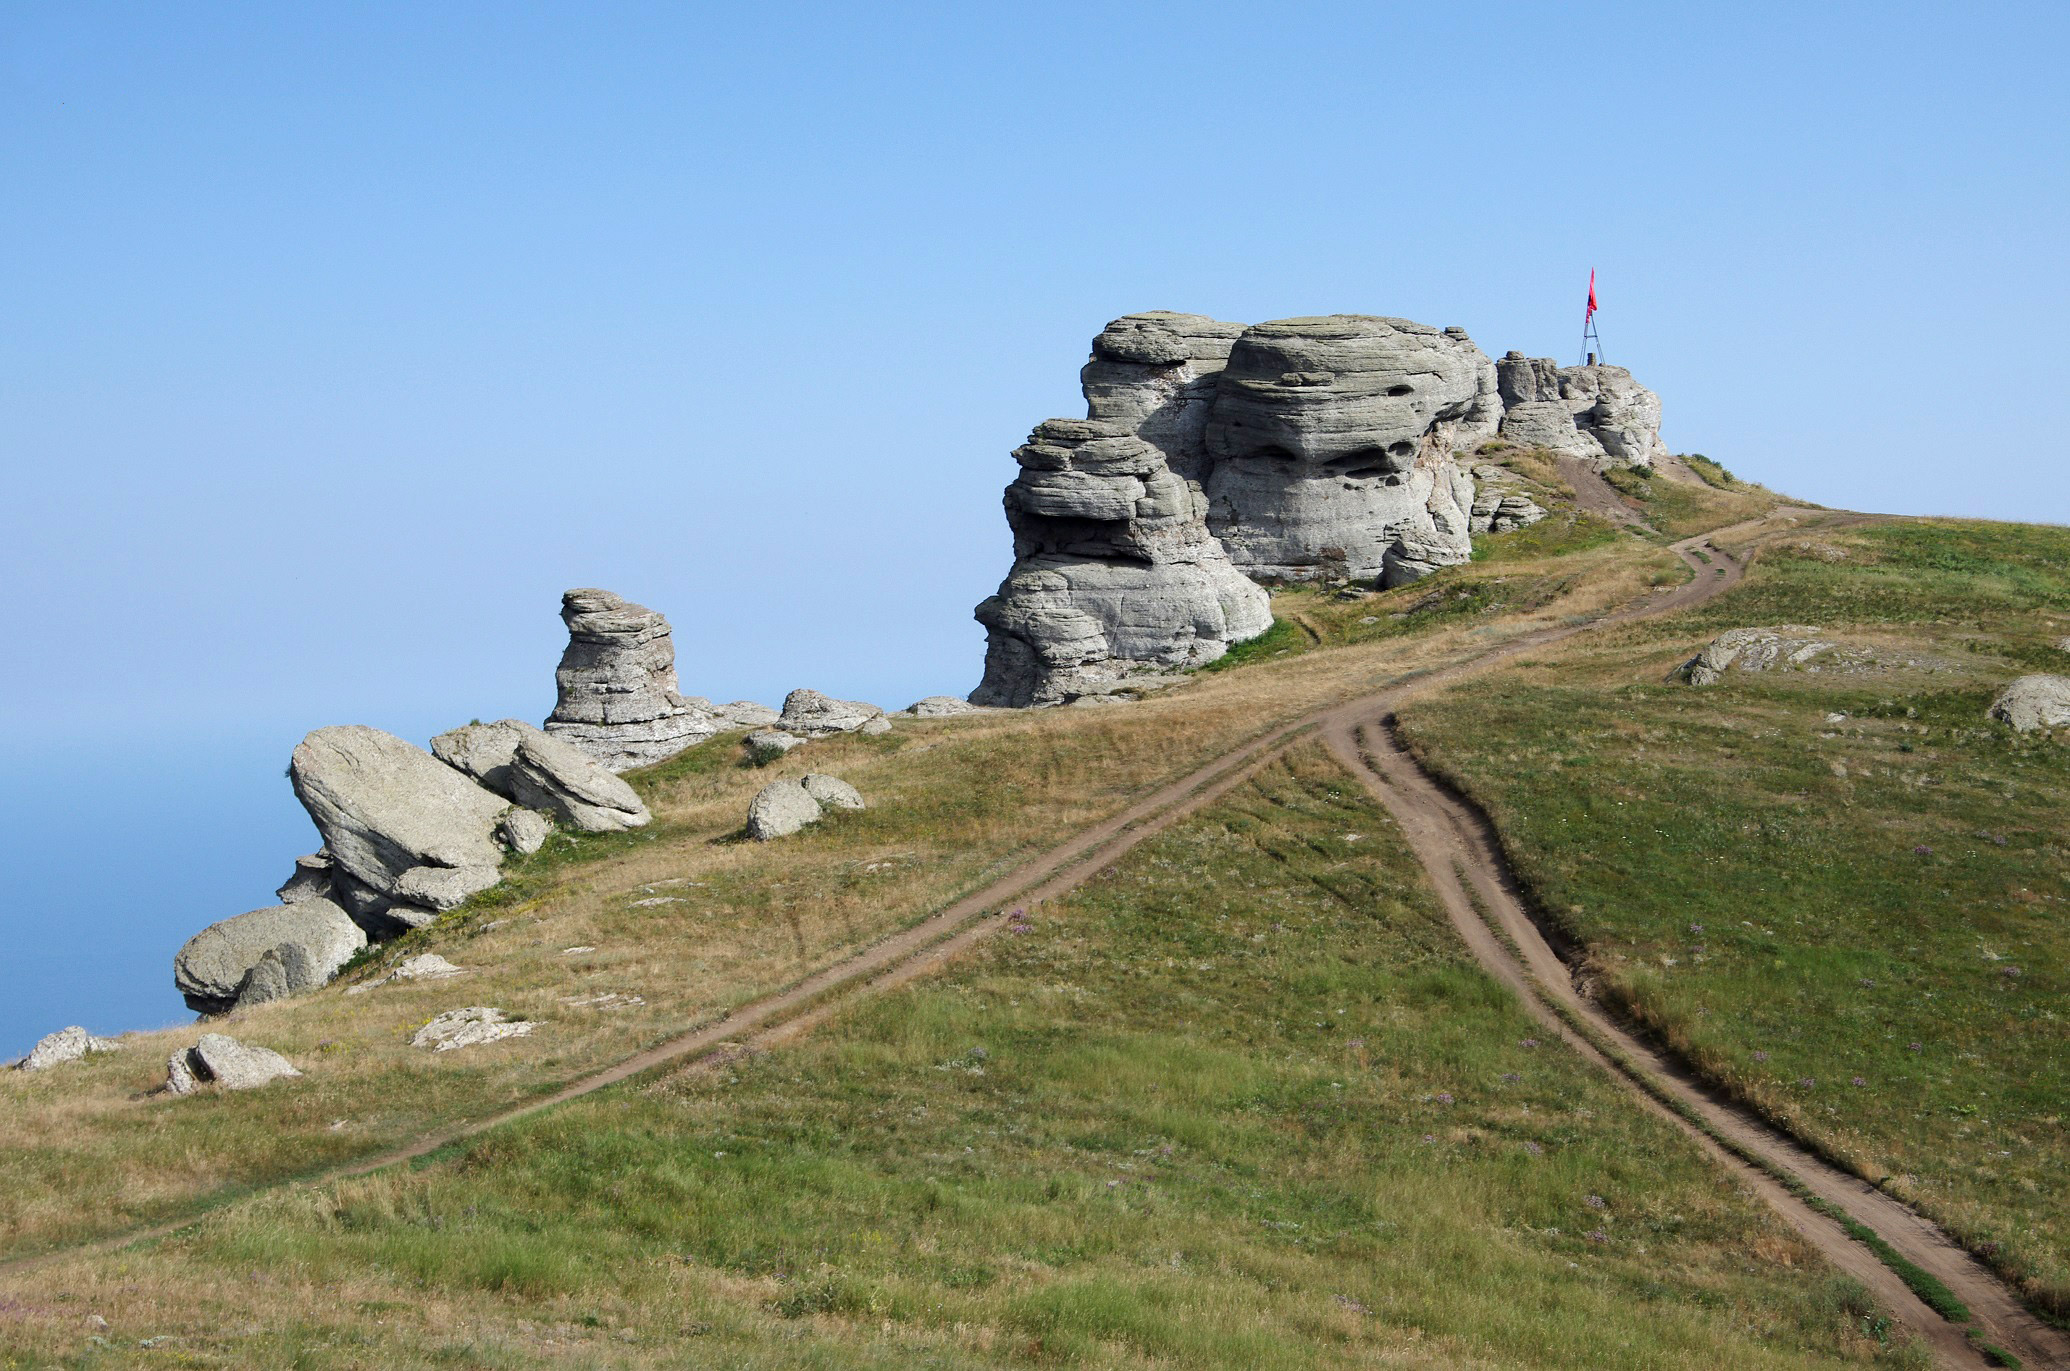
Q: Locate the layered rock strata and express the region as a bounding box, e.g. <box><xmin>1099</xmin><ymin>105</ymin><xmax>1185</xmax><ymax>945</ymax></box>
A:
<box><xmin>971</xmin><ymin>418</ymin><xmax>1273</xmax><ymax>707</ymax></box>
<box><xmin>543</xmin><ymin>589</ymin><xmax>766</xmax><ymax>772</ymax></box>
<box><xmin>1200</xmin><ymin>317</ymin><xmax>1500</xmax><ymax>584</ymax></box>
<box><xmin>1495</xmin><ymin>352</ymin><xmax>1665</xmax><ymax>468</ymax></box>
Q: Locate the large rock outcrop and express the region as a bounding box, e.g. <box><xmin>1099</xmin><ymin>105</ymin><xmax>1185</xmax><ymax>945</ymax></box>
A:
<box><xmin>971</xmin><ymin>418</ymin><xmax>1273</xmax><ymax>707</ymax></box>
<box><xmin>173</xmin><ymin>898</ymin><xmax>368</xmax><ymax>1014</ymax></box>
<box><xmin>543</xmin><ymin>589</ymin><xmax>768</xmax><ymax>772</ymax></box>
<box><xmin>1080</xmin><ymin>312</ymin><xmax>1246</xmax><ymax>483</ymax></box>
<box><xmin>288</xmin><ymin>726</ymin><xmax>510</xmax><ymax>934</ymax></box>
<box><xmin>1198</xmin><ymin>317</ymin><xmax>1500</xmax><ymax>585</ymax></box>
<box><xmin>1495</xmin><ymin>353</ymin><xmax>1665</xmax><ymax>469</ymax></box>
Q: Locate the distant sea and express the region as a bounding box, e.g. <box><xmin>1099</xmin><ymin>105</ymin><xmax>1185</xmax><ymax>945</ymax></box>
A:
<box><xmin>0</xmin><ymin>732</ymin><xmax>336</xmax><ymax>1060</ymax></box>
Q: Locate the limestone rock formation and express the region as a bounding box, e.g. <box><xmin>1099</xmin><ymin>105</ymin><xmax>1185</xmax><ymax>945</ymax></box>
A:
<box><xmin>1989</xmin><ymin>675</ymin><xmax>2070</xmax><ymax>733</ymax></box>
<box><xmin>544</xmin><ymin>589</ymin><xmax>752</xmax><ymax>771</ymax></box>
<box><xmin>743</xmin><ymin>729</ymin><xmax>805</xmax><ymax>758</ymax></box>
<box><xmin>16</xmin><ymin>1026</ymin><xmax>120</xmax><ymax>1072</ymax></box>
<box><xmin>1080</xmin><ymin>311</ymin><xmax>1246</xmax><ymax>481</ymax></box>
<box><xmin>777</xmin><ymin>689</ymin><xmax>886</xmax><ymax>737</ymax></box>
<box><xmin>1685</xmin><ymin>627</ymin><xmax>1838</xmax><ymax>685</ymax></box>
<box><xmin>411</xmin><ymin>1006</ymin><xmax>537</xmax><ymax>1051</ymax></box>
<box><xmin>433</xmin><ymin>719</ymin><xmax>650</xmax><ymax>833</ymax></box>
<box><xmin>1495</xmin><ymin>353</ymin><xmax>1666</xmax><ymax>469</ymax></box>
<box><xmin>970</xmin><ymin>418</ymin><xmax>1272</xmax><ymax>707</ymax></box>
<box><xmin>1467</xmin><ymin>465</ymin><xmax>1550</xmax><ymax>534</ymax></box>
<box><xmin>1198</xmin><ymin>317</ymin><xmax>1499</xmax><ymax>585</ymax></box>
<box><xmin>288</xmin><ymin>725</ymin><xmax>509</xmax><ymax>934</ymax></box>
<box><xmin>166</xmin><ymin>1034</ymin><xmax>301</xmax><ymax>1094</ymax></box>
<box><xmin>746</xmin><ymin>777</ymin><xmax>825</xmax><ymax>841</ymax></box>
<box><xmin>173</xmin><ymin>898</ymin><xmax>368</xmax><ymax>1014</ymax></box>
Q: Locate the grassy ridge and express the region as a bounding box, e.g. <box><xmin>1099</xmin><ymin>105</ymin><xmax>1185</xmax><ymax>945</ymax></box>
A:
<box><xmin>1</xmin><ymin>749</ymin><xmax>1926</xmax><ymax>1367</ymax></box>
<box><xmin>1395</xmin><ymin>517</ymin><xmax>2070</xmax><ymax>1315</ymax></box>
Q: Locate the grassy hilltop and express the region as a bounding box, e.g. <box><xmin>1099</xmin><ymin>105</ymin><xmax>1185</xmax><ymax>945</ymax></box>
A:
<box><xmin>2</xmin><ymin>452</ymin><xmax>2060</xmax><ymax>1368</ymax></box>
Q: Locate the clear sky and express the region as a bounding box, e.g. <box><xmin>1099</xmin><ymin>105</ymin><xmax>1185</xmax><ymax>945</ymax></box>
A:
<box><xmin>3</xmin><ymin>2</ymin><xmax>2065</xmax><ymax>1056</ymax></box>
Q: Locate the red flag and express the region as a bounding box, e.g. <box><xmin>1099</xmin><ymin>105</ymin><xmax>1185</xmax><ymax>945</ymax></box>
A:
<box><xmin>1586</xmin><ymin>269</ymin><xmax>1598</xmax><ymax>320</ymax></box>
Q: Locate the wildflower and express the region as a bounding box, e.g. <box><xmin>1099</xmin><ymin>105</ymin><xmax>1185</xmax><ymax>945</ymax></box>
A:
<box><xmin>1586</xmin><ymin>1229</ymin><xmax>1609</xmax><ymax>1244</ymax></box>
<box><xmin>1501</xmin><ymin>1072</ymin><xmax>1521</xmax><ymax>1083</ymax></box>
<box><xmin>1908</xmin><ymin>1041</ymin><xmax>1923</xmax><ymax>1051</ymax></box>
<box><xmin>1585</xmin><ymin>1194</ymin><xmax>1607</xmax><ymax>1210</ymax></box>
<box><xmin>1851</xmin><ymin>1076</ymin><xmax>1868</xmax><ymax>1087</ymax></box>
<box><xmin>1913</xmin><ymin>844</ymin><xmax>1933</xmax><ymax>856</ymax></box>
<box><xmin>2000</xmin><ymin>966</ymin><xmax>2024</xmax><ymax>980</ymax></box>
<box><xmin>1523</xmin><ymin>1141</ymin><xmax>1543</xmax><ymax>1155</ymax></box>
<box><xmin>1753</xmin><ymin>1050</ymin><xmax>1769</xmax><ymax>1062</ymax></box>
<box><xmin>1422</xmin><ymin>1134</ymin><xmax>1437</xmax><ymax>1144</ymax></box>
<box><xmin>1857</xmin><ymin>977</ymin><xmax>1875</xmax><ymax>988</ymax></box>
<box><xmin>1798</xmin><ymin>1077</ymin><xmax>1817</xmax><ymax>1089</ymax></box>
<box><xmin>1520</xmin><ymin>1038</ymin><xmax>1540</xmax><ymax>1049</ymax></box>
<box><xmin>1688</xmin><ymin>922</ymin><xmax>1705</xmax><ymax>934</ymax></box>
<box><xmin>1435</xmin><ymin>1092</ymin><xmax>1454</xmax><ymax>1105</ymax></box>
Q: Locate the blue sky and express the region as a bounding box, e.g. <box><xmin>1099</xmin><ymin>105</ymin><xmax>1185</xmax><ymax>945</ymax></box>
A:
<box><xmin>3</xmin><ymin>2</ymin><xmax>2065</xmax><ymax>1055</ymax></box>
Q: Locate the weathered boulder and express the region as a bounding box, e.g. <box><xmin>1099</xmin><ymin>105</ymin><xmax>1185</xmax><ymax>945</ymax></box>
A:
<box><xmin>1496</xmin><ymin>353</ymin><xmax>1665</xmax><ymax>469</ymax></box>
<box><xmin>801</xmin><ymin>773</ymin><xmax>865</xmax><ymax>810</ymax></box>
<box><xmin>743</xmin><ymin>729</ymin><xmax>806</xmax><ymax>758</ymax></box>
<box><xmin>289</xmin><ymin>726</ymin><xmax>509</xmax><ymax>935</ymax></box>
<box><xmin>1080</xmin><ymin>311</ymin><xmax>1247</xmax><ymax>482</ymax></box>
<box><xmin>173</xmin><ymin>898</ymin><xmax>367</xmax><ymax>1015</ymax></box>
<box><xmin>777</xmin><ymin>689</ymin><xmax>886</xmax><ymax>737</ymax></box>
<box><xmin>496</xmin><ymin>808</ymin><xmax>552</xmax><ymax>855</ymax></box>
<box><xmin>1989</xmin><ymin>675</ymin><xmax>2070</xmax><ymax>733</ymax></box>
<box><xmin>1685</xmin><ymin>627</ymin><xmax>1837</xmax><ymax>685</ymax></box>
<box><xmin>16</xmin><ymin>1026</ymin><xmax>120</xmax><ymax>1072</ymax></box>
<box><xmin>1200</xmin><ymin>317</ymin><xmax>1499</xmax><ymax>585</ymax></box>
<box><xmin>746</xmin><ymin>777</ymin><xmax>825</xmax><ymax>840</ymax></box>
<box><xmin>275</xmin><ymin>852</ymin><xmax>336</xmax><ymax>905</ymax></box>
<box><xmin>905</xmin><ymin>696</ymin><xmax>987</xmax><ymax>717</ymax></box>
<box><xmin>1466</xmin><ymin>464</ymin><xmax>1550</xmax><ymax>534</ymax></box>
<box><xmin>971</xmin><ymin>419</ymin><xmax>1273</xmax><ymax>706</ymax></box>
<box><xmin>434</xmin><ymin>718</ymin><xmax>650</xmax><ymax>833</ymax></box>
<box><xmin>411</xmin><ymin>1007</ymin><xmax>536</xmax><ymax>1052</ymax></box>
<box><xmin>165</xmin><ymin>1034</ymin><xmax>301</xmax><ymax>1094</ymax></box>
<box><xmin>543</xmin><ymin>589</ymin><xmax>728</xmax><ymax>771</ymax></box>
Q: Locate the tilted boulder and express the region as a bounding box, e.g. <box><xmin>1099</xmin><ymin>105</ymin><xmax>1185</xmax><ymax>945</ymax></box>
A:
<box><xmin>1495</xmin><ymin>352</ymin><xmax>1665</xmax><ymax>469</ymax></box>
<box><xmin>173</xmin><ymin>898</ymin><xmax>368</xmax><ymax>1014</ymax></box>
<box><xmin>543</xmin><ymin>589</ymin><xmax>730</xmax><ymax>772</ymax></box>
<box><xmin>777</xmin><ymin>689</ymin><xmax>886</xmax><ymax>737</ymax></box>
<box><xmin>16</xmin><ymin>1026</ymin><xmax>121</xmax><ymax>1072</ymax></box>
<box><xmin>289</xmin><ymin>725</ymin><xmax>509</xmax><ymax>934</ymax></box>
<box><xmin>971</xmin><ymin>419</ymin><xmax>1272</xmax><ymax>707</ymax></box>
<box><xmin>165</xmin><ymin>1034</ymin><xmax>301</xmax><ymax>1094</ymax></box>
<box><xmin>433</xmin><ymin>719</ymin><xmax>650</xmax><ymax>833</ymax></box>
<box><xmin>1989</xmin><ymin>675</ymin><xmax>2070</xmax><ymax>733</ymax></box>
<box><xmin>1200</xmin><ymin>317</ymin><xmax>1499</xmax><ymax>586</ymax></box>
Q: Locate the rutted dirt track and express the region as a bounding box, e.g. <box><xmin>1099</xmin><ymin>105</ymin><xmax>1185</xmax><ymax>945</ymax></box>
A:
<box><xmin>8</xmin><ymin>496</ymin><xmax>2062</xmax><ymax>1368</ymax></box>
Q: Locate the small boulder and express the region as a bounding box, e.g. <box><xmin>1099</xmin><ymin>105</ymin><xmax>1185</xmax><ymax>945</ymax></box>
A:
<box><xmin>275</xmin><ymin>852</ymin><xmax>336</xmax><ymax>905</ymax></box>
<box><xmin>1989</xmin><ymin>675</ymin><xmax>2070</xmax><ymax>733</ymax></box>
<box><xmin>496</xmin><ymin>808</ymin><xmax>552</xmax><ymax>855</ymax></box>
<box><xmin>173</xmin><ymin>899</ymin><xmax>367</xmax><ymax>1015</ymax></box>
<box><xmin>906</xmin><ymin>696</ymin><xmax>985</xmax><ymax>718</ymax></box>
<box><xmin>1685</xmin><ymin>626</ymin><xmax>1835</xmax><ymax>686</ymax></box>
<box><xmin>411</xmin><ymin>1007</ymin><xmax>536</xmax><ymax>1052</ymax></box>
<box><xmin>16</xmin><ymin>1026</ymin><xmax>121</xmax><ymax>1072</ymax></box>
<box><xmin>800</xmin><ymin>774</ymin><xmax>865</xmax><ymax>811</ymax></box>
<box><xmin>165</xmin><ymin>1034</ymin><xmax>301</xmax><ymax>1094</ymax></box>
<box><xmin>743</xmin><ymin>730</ymin><xmax>805</xmax><ymax>758</ymax></box>
<box><xmin>777</xmin><ymin>689</ymin><xmax>885</xmax><ymax>737</ymax></box>
<box><xmin>859</xmin><ymin>716</ymin><xmax>893</xmax><ymax>736</ymax></box>
<box><xmin>746</xmin><ymin>778</ymin><xmax>824</xmax><ymax>841</ymax></box>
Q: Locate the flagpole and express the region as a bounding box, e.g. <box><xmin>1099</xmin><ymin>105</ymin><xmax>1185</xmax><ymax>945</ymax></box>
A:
<box><xmin>1579</xmin><ymin>269</ymin><xmax>1603</xmax><ymax>366</ymax></box>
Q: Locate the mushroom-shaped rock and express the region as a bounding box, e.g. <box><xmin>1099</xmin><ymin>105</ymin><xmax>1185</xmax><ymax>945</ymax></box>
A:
<box><xmin>173</xmin><ymin>898</ymin><xmax>367</xmax><ymax>1015</ymax></box>
<box><xmin>543</xmin><ymin>589</ymin><xmax>727</xmax><ymax>771</ymax></box>
<box><xmin>777</xmin><ymin>689</ymin><xmax>886</xmax><ymax>737</ymax></box>
<box><xmin>166</xmin><ymin>1034</ymin><xmax>301</xmax><ymax>1094</ymax></box>
<box><xmin>800</xmin><ymin>774</ymin><xmax>865</xmax><ymax>811</ymax></box>
<box><xmin>289</xmin><ymin>726</ymin><xmax>509</xmax><ymax>935</ymax></box>
<box><xmin>434</xmin><ymin>719</ymin><xmax>650</xmax><ymax>833</ymax></box>
<box><xmin>1200</xmin><ymin>316</ymin><xmax>1498</xmax><ymax>585</ymax></box>
<box><xmin>1989</xmin><ymin>675</ymin><xmax>2070</xmax><ymax>733</ymax></box>
<box><xmin>16</xmin><ymin>1026</ymin><xmax>121</xmax><ymax>1072</ymax></box>
<box><xmin>746</xmin><ymin>778</ymin><xmax>825</xmax><ymax>841</ymax></box>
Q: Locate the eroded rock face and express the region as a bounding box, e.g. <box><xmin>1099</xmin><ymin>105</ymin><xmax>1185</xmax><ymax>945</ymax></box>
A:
<box><xmin>1081</xmin><ymin>312</ymin><xmax>1246</xmax><ymax>482</ymax></box>
<box><xmin>1686</xmin><ymin>627</ymin><xmax>1838</xmax><ymax>685</ymax></box>
<box><xmin>544</xmin><ymin>589</ymin><xmax>727</xmax><ymax>772</ymax></box>
<box><xmin>971</xmin><ymin>419</ymin><xmax>1273</xmax><ymax>707</ymax></box>
<box><xmin>1496</xmin><ymin>353</ymin><xmax>1665</xmax><ymax>469</ymax></box>
<box><xmin>1200</xmin><ymin>317</ymin><xmax>1499</xmax><ymax>585</ymax></box>
<box><xmin>173</xmin><ymin>898</ymin><xmax>367</xmax><ymax>1014</ymax></box>
<box><xmin>289</xmin><ymin>726</ymin><xmax>509</xmax><ymax>935</ymax></box>
<box><xmin>1989</xmin><ymin>675</ymin><xmax>2070</xmax><ymax>733</ymax></box>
